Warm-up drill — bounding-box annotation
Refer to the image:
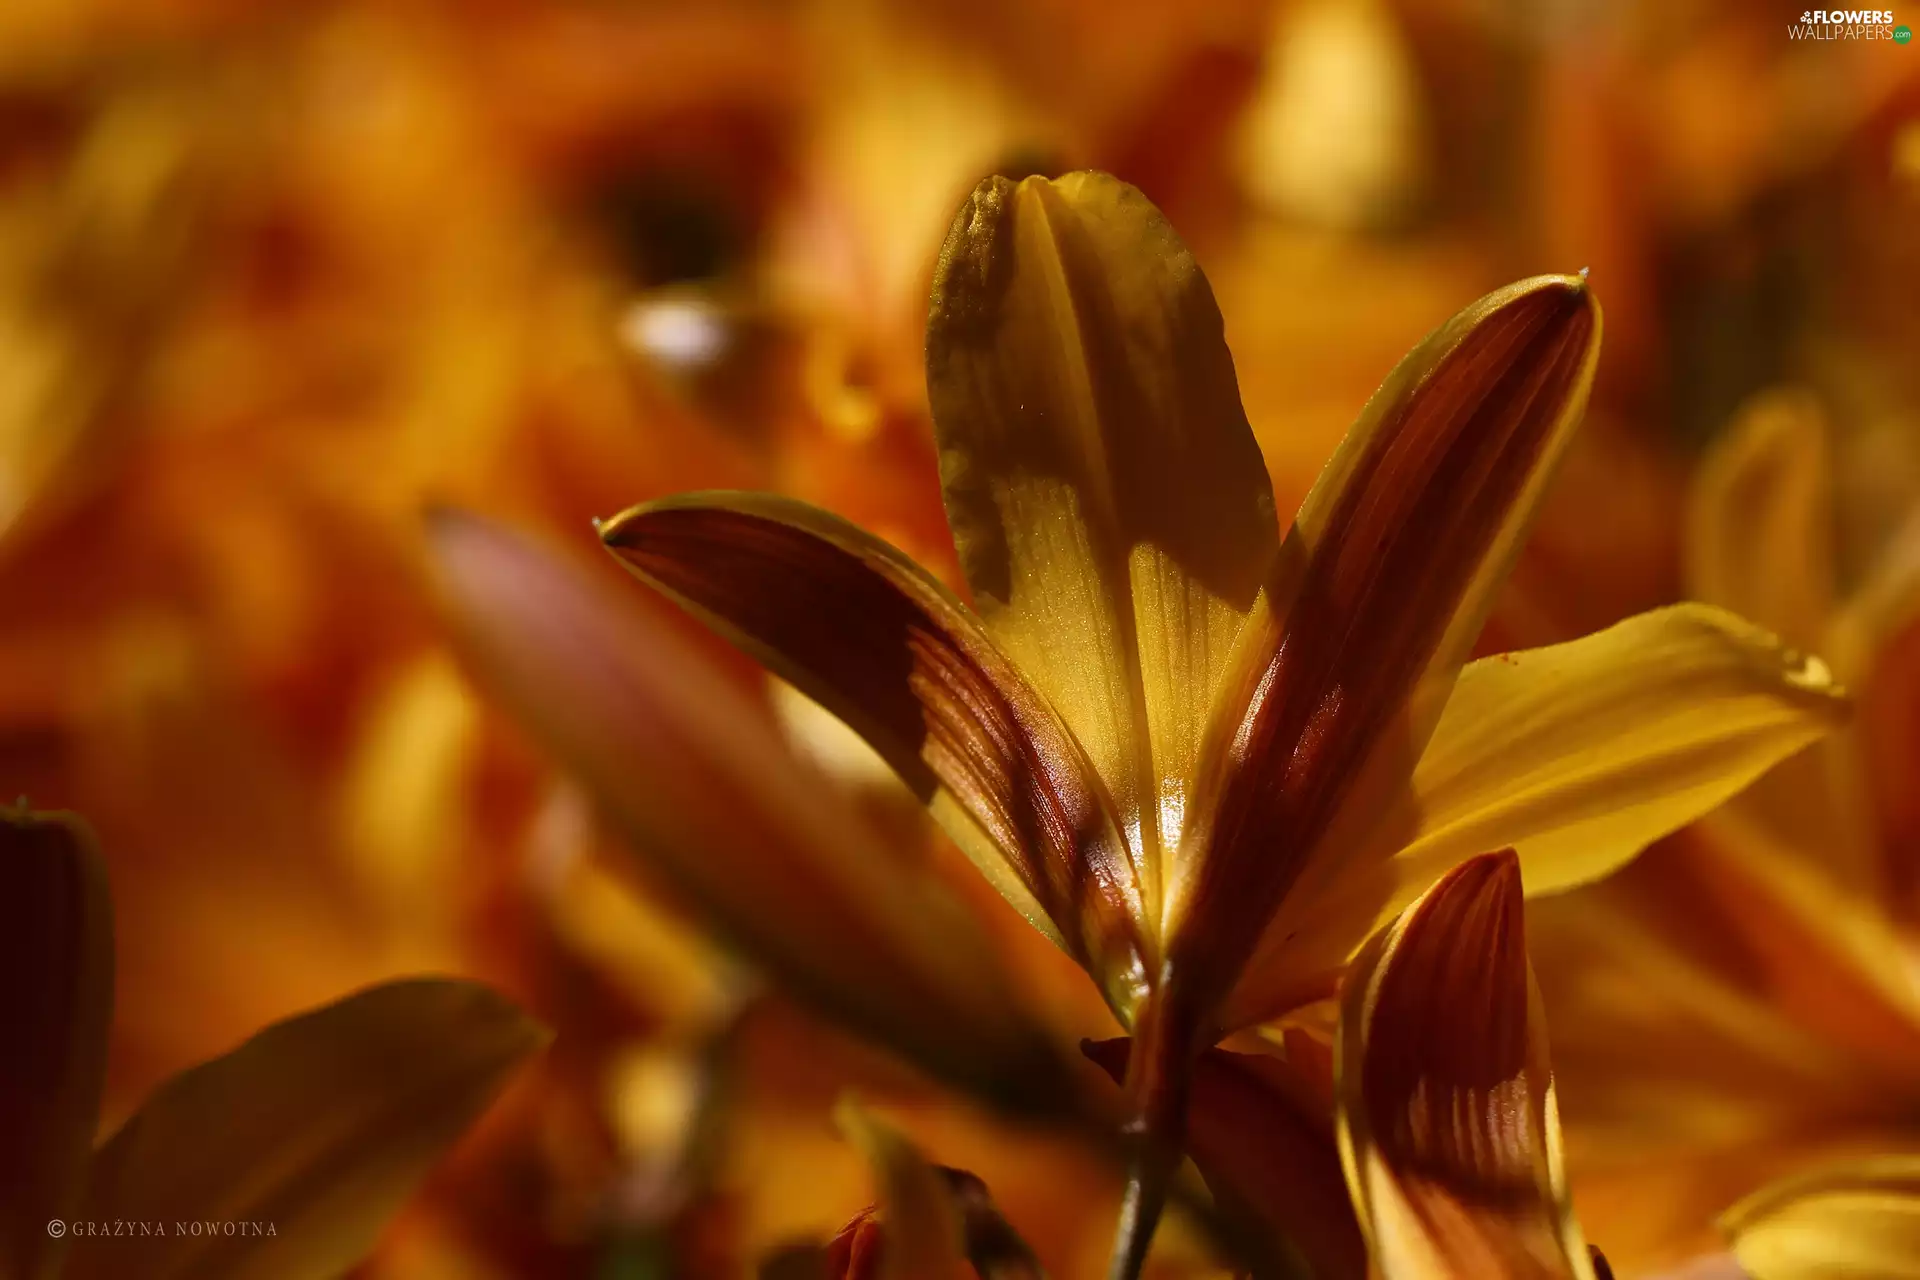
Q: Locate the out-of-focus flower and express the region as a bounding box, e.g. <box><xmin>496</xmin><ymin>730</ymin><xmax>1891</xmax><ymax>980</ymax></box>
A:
<box><xmin>813</xmin><ymin>1102</ymin><xmax>1045</xmax><ymax>1280</ymax></box>
<box><xmin>0</xmin><ymin>0</ymin><xmax>770</xmax><ymax>1083</ymax></box>
<box><xmin>438</xmin><ymin>171</ymin><xmax>1845</xmax><ymax>1273</ymax></box>
<box><xmin>1234</xmin><ymin>0</ymin><xmax>1429</xmax><ymax>230</ymax></box>
<box><xmin>0</xmin><ymin>9</ymin><xmax>824</xmax><ymax>1269</ymax></box>
<box><xmin>432</xmin><ymin>515</ymin><xmax>1087</xmax><ymax>1116</ymax></box>
<box><xmin>1718</xmin><ymin>1155</ymin><xmax>1920</xmax><ymax>1280</ymax></box>
<box><xmin>1533</xmin><ymin>389</ymin><xmax>1920</xmax><ymax>1273</ymax></box>
<box><xmin>0</xmin><ymin>805</ymin><xmax>544</xmax><ymax>1280</ymax></box>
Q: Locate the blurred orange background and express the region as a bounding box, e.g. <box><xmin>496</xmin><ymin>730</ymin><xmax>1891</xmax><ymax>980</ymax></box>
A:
<box><xmin>2</xmin><ymin>1</ymin><xmax>1916</xmax><ymax>1275</ymax></box>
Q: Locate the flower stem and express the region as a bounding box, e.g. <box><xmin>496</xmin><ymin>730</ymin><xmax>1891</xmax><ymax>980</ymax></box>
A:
<box><xmin>1105</xmin><ymin>986</ymin><xmax>1201</xmax><ymax>1280</ymax></box>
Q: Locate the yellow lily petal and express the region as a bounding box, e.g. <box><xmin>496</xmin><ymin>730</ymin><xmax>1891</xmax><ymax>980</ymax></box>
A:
<box><xmin>1723</xmin><ymin>1156</ymin><xmax>1920</xmax><ymax>1280</ymax></box>
<box><xmin>1225</xmin><ymin>603</ymin><xmax>1849</xmax><ymax>1025</ymax></box>
<box><xmin>0</xmin><ymin>808</ymin><xmax>112</xmax><ymax>1280</ymax></box>
<box><xmin>433</xmin><ymin>513</ymin><xmax>1083</xmax><ymax>1111</ymax></box>
<box><xmin>1336</xmin><ymin>851</ymin><xmax>1597</xmax><ymax>1280</ymax></box>
<box><xmin>835</xmin><ymin>1102</ymin><xmax>972</xmax><ymax>1280</ymax></box>
<box><xmin>599</xmin><ymin>492</ymin><xmax>1147</xmax><ymax>1014</ymax></box>
<box><xmin>1687</xmin><ymin>389</ymin><xmax>1836</xmax><ymax>652</ymax></box>
<box><xmin>66</xmin><ymin>979</ymin><xmax>542</xmax><ymax>1280</ymax></box>
<box><xmin>927</xmin><ymin>171</ymin><xmax>1280</xmax><ymax>924</ymax></box>
<box><xmin>1167</xmin><ymin>274</ymin><xmax>1601</xmax><ymax>1015</ymax></box>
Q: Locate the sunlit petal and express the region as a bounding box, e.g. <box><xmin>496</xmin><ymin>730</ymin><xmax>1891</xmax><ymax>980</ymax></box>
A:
<box><xmin>1337</xmin><ymin>851</ymin><xmax>1596</xmax><ymax>1280</ymax></box>
<box><xmin>600</xmin><ymin>492</ymin><xmax>1147</xmax><ymax>1012</ymax></box>
<box><xmin>1723</xmin><ymin>1156</ymin><xmax>1920</xmax><ymax>1280</ymax></box>
<box><xmin>1225</xmin><ymin>604</ymin><xmax>1847</xmax><ymax>1025</ymax></box>
<box><xmin>928</xmin><ymin>171</ymin><xmax>1280</xmax><ymax>923</ymax></box>
<box><xmin>0</xmin><ymin>808</ymin><xmax>112</xmax><ymax>1280</ymax></box>
<box><xmin>66</xmin><ymin>979</ymin><xmax>543</xmax><ymax>1280</ymax></box>
<box><xmin>1168</xmin><ymin>274</ymin><xmax>1601</xmax><ymax>1015</ymax></box>
<box><xmin>433</xmin><ymin>514</ymin><xmax>1084</xmax><ymax>1110</ymax></box>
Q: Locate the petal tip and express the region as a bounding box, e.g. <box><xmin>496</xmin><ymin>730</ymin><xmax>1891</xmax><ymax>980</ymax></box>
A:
<box><xmin>1480</xmin><ymin>272</ymin><xmax>1603</xmax><ymax>343</ymax></box>
<box><xmin>392</xmin><ymin>975</ymin><xmax>553</xmax><ymax>1063</ymax></box>
<box><xmin>1784</xmin><ymin>646</ymin><xmax>1848</xmax><ymax>704</ymax></box>
<box><xmin>595</xmin><ymin>503</ymin><xmax>648</xmax><ymax>549</ymax></box>
<box><xmin>1435</xmin><ymin>846</ymin><xmax>1524</xmax><ymax>912</ymax></box>
<box><xmin>597</xmin><ymin>493</ymin><xmax>755</xmax><ymax>554</ymax></box>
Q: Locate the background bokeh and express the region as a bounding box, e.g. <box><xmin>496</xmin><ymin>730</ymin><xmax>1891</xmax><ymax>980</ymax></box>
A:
<box><xmin>1</xmin><ymin>0</ymin><xmax>1915</xmax><ymax>1275</ymax></box>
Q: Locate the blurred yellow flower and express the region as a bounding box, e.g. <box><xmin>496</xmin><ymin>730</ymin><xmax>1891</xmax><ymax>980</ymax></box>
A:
<box><xmin>1536</xmin><ymin>390</ymin><xmax>1920</xmax><ymax>1276</ymax></box>
<box><xmin>815</xmin><ymin>1101</ymin><xmax>1044</xmax><ymax>1280</ymax></box>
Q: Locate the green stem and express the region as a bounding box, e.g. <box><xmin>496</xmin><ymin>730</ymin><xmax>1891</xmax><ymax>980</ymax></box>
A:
<box><xmin>1105</xmin><ymin>987</ymin><xmax>1201</xmax><ymax>1280</ymax></box>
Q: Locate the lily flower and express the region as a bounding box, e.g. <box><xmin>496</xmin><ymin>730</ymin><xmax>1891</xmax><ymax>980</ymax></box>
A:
<box><xmin>1</xmin><ymin>806</ymin><xmax>545</xmax><ymax>1280</ymax></box>
<box><xmin>436</xmin><ymin>173</ymin><xmax>1845</xmax><ymax>1275</ymax></box>
<box><xmin>1531</xmin><ymin>389</ymin><xmax>1920</xmax><ymax>1275</ymax></box>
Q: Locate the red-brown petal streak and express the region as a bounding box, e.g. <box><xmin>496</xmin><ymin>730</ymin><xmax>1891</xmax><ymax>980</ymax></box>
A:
<box><xmin>1172</xmin><ymin>280</ymin><xmax>1599</xmax><ymax>1014</ymax></box>
<box><xmin>602</xmin><ymin>496</ymin><xmax>1148</xmax><ymax>1003</ymax></box>
<box><xmin>1348</xmin><ymin>850</ymin><xmax>1580</xmax><ymax>1276</ymax></box>
<box><xmin>1361</xmin><ymin>853</ymin><xmax>1532</xmax><ymax>1195</ymax></box>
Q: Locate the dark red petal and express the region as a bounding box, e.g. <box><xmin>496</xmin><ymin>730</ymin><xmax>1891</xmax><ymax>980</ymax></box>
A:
<box><xmin>1168</xmin><ymin>277</ymin><xmax>1601</xmax><ymax>1016</ymax></box>
<box><xmin>1338</xmin><ymin>850</ymin><xmax>1591</xmax><ymax>1277</ymax></box>
<box><xmin>602</xmin><ymin>494</ymin><xmax>1148</xmax><ymax>1009</ymax></box>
